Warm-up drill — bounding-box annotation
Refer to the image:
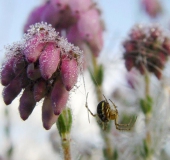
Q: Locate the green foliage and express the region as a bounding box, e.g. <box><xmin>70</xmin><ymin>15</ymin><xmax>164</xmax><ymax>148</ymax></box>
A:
<box><xmin>140</xmin><ymin>96</ymin><xmax>153</xmax><ymax>115</ymax></box>
<box><xmin>56</xmin><ymin>108</ymin><xmax>72</xmax><ymax>136</ymax></box>
<box><xmin>89</xmin><ymin>64</ymin><xmax>104</xmax><ymax>86</ymax></box>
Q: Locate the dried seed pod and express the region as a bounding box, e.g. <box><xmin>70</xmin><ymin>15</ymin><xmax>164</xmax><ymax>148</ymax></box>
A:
<box><xmin>51</xmin><ymin>78</ymin><xmax>69</xmax><ymax>115</ymax></box>
<box><xmin>33</xmin><ymin>79</ymin><xmax>47</xmax><ymax>102</ymax></box>
<box><xmin>39</xmin><ymin>42</ymin><xmax>60</xmax><ymax>80</ymax></box>
<box><xmin>61</xmin><ymin>56</ymin><xmax>78</xmax><ymax>91</ymax></box>
<box><xmin>42</xmin><ymin>94</ymin><xmax>58</xmax><ymax>130</ymax></box>
<box><xmin>2</xmin><ymin>76</ymin><xmax>22</xmax><ymax>105</ymax></box>
<box><xmin>19</xmin><ymin>86</ymin><xmax>36</xmax><ymax>120</ymax></box>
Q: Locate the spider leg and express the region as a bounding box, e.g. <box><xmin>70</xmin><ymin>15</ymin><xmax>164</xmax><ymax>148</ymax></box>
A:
<box><xmin>115</xmin><ymin>116</ymin><xmax>137</xmax><ymax>130</ymax></box>
<box><xmin>85</xmin><ymin>93</ymin><xmax>96</xmax><ymax>117</ymax></box>
<box><xmin>109</xmin><ymin>99</ymin><xmax>117</xmax><ymax>109</ymax></box>
<box><xmin>103</xmin><ymin>94</ymin><xmax>108</xmax><ymax>103</ymax></box>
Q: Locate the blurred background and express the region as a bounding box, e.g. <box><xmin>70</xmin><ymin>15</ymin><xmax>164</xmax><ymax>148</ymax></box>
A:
<box><xmin>1</xmin><ymin>0</ymin><xmax>170</xmax><ymax>160</ymax></box>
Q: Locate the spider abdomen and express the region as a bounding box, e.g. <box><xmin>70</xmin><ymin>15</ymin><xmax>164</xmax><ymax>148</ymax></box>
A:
<box><xmin>97</xmin><ymin>101</ymin><xmax>110</xmax><ymax>122</ymax></box>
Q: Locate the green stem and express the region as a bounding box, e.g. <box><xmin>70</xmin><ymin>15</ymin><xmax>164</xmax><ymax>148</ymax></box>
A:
<box><xmin>91</xmin><ymin>54</ymin><xmax>114</xmax><ymax>160</ymax></box>
<box><xmin>57</xmin><ymin>108</ymin><xmax>72</xmax><ymax>160</ymax></box>
<box><xmin>61</xmin><ymin>133</ymin><xmax>71</xmax><ymax>160</ymax></box>
<box><xmin>144</xmin><ymin>71</ymin><xmax>150</xmax><ymax>98</ymax></box>
<box><xmin>4</xmin><ymin>107</ymin><xmax>13</xmax><ymax>160</ymax></box>
<box><xmin>144</xmin><ymin>72</ymin><xmax>152</xmax><ymax>160</ymax></box>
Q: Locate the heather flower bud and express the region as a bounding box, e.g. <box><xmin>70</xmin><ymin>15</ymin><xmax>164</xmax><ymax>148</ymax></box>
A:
<box><xmin>69</xmin><ymin>0</ymin><xmax>92</xmax><ymax>15</ymax></box>
<box><xmin>42</xmin><ymin>94</ymin><xmax>58</xmax><ymax>130</ymax></box>
<box><xmin>24</xmin><ymin>3</ymin><xmax>48</xmax><ymax>32</ymax></box>
<box><xmin>33</xmin><ymin>79</ymin><xmax>47</xmax><ymax>102</ymax></box>
<box><xmin>13</xmin><ymin>53</ymin><xmax>26</xmax><ymax>75</ymax></box>
<box><xmin>130</xmin><ymin>25</ymin><xmax>145</xmax><ymax>40</ymax></box>
<box><xmin>24</xmin><ymin>34</ymin><xmax>46</xmax><ymax>63</ymax></box>
<box><xmin>2</xmin><ymin>77</ymin><xmax>22</xmax><ymax>105</ymax></box>
<box><xmin>51</xmin><ymin>0</ymin><xmax>69</xmax><ymax>11</ymax></box>
<box><xmin>142</xmin><ymin>0</ymin><xmax>162</xmax><ymax>18</ymax></box>
<box><xmin>78</xmin><ymin>9</ymin><xmax>100</xmax><ymax>40</ymax></box>
<box><xmin>0</xmin><ymin>58</ymin><xmax>15</xmax><ymax>86</ymax></box>
<box><xmin>41</xmin><ymin>3</ymin><xmax>60</xmax><ymax>27</ymax></box>
<box><xmin>162</xmin><ymin>38</ymin><xmax>170</xmax><ymax>54</ymax></box>
<box><xmin>39</xmin><ymin>42</ymin><xmax>60</xmax><ymax>80</ymax></box>
<box><xmin>20</xmin><ymin>70</ymin><xmax>30</xmax><ymax>88</ymax></box>
<box><xmin>51</xmin><ymin>78</ymin><xmax>69</xmax><ymax>115</ymax></box>
<box><xmin>123</xmin><ymin>40</ymin><xmax>137</xmax><ymax>53</ymax></box>
<box><xmin>27</xmin><ymin>63</ymin><xmax>41</xmax><ymax>80</ymax></box>
<box><xmin>19</xmin><ymin>86</ymin><xmax>36</xmax><ymax>120</ymax></box>
<box><xmin>123</xmin><ymin>25</ymin><xmax>170</xmax><ymax>79</ymax></box>
<box><xmin>124</xmin><ymin>56</ymin><xmax>134</xmax><ymax>71</ymax></box>
<box><xmin>87</xmin><ymin>30</ymin><xmax>103</xmax><ymax>56</ymax></box>
<box><xmin>150</xmin><ymin>26</ymin><xmax>161</xmax><ymax>39</ymax></box>
<box><xmin>61</xmin><ymin>55</ymin><xmax>79</xmax><ymax>91</ymax></box>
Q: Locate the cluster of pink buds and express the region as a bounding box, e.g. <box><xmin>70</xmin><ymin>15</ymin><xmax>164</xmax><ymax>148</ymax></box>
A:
<box><xmin>123</xmin><ymin>25</ymin><xmax>170</xmax><ymax>79</ymax></box>
<box><xmin>1</xmin><ymin>22</ymin><xmax>83</xmax><ymax>130</ymax></box>
<box><xmin>24</xmin><ymin>0</ymin><xmax>103</xmax><ymax>57</ymax></box>
<box><xmin>142</xmin><ymin>0</ymin><xmax>162</xmax><ymax>18</ymax></box>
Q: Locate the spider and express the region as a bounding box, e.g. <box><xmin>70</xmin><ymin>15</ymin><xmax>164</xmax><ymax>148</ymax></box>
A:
<box><xmin>85</xmin><ymin>93</ymin><xmax>137</xmax><ymax>131</ymax></box>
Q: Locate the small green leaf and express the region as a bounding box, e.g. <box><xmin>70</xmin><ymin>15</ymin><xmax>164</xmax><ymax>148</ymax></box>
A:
<box><xmin>56</xmin><ymin>108</ymin><xmax>72</xmax><ymax>136</ymax></box>
<box><xmin>140</xmin><ymin>96</ymin><xmax>153</xmax><ymax>114</ymax></box>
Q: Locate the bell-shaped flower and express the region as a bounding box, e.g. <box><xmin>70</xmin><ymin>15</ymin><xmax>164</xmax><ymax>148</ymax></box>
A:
<box><xmin>61</xmin><ymin>55</ymin><xmax>79</xmax><ymax>91</ymax></box>
<box><xmin>19</xmin><ymin>86</ymin><xmax>36</xmax><ymax>120</ymax></box>
<box><xmin>42</xmin><ymin>93</ymin><xmax>58</xmax><ymax>130</ymax></box>
<box><xmin>51</xmin><ymin>78</ymin><xmax>69</xmax><ymax>115</ymax></box>
<box><xmin>39</xmin><ymin>42</ymin><xmax>60</xmax><ymax>80</ymax></box>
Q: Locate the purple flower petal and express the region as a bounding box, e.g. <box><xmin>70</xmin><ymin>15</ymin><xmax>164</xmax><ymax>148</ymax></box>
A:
<box><xmin>39</xmin><ymin>42</ymin><xmax>60</xmax><ymax>80</ymax></box>
<box><xmin>61</xmin><ymin>56</ymin><xmax>78</xmax><ymax>91</ymax></box>
<box><xmin>51</xmin><ymin>78</ymin><xmax>69</xmax><ymax>115</ymax></box>
<box><xmin>19</xmin><ymin>86</ymin><xmax>36</xmax><ymax>120</ymax></box>
<box><xmin>33</xmin><ymin>79</ymin><xmax>47</xmax><ymax>102</ymax></box>
<box><xmin>42</xmin><ymin>94</ymin><xmax>58</xmax><ymax>130</ymax></box>
<box><xmin>2</xmin><ymin>76</ymin><xmax>22</xmax><ymax>105</ymax></box>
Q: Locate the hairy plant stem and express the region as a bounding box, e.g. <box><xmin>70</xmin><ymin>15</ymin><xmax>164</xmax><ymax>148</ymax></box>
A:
<box><xmin>91</xmin><ymin>55</ymin><xmax>114</xmax><ymax>160</ymax></box>
<box><xmin>56</xmin><ymin>108</ymin><xmax>72</xmax><ymax>160</ymax></box>
<box><xmin>144</xmin><ymin>72</ymin><xmax>152</xmax><ymax>160</ymax></box>
<box><xmin>4</xmin><ymin>107</ymin><xmax>13</xmax><ymax>160</ymax></box>
<box><xmin>61</xmin><ymin>133</ymin><xmax>71</xmax><ymax>160</ymax></box>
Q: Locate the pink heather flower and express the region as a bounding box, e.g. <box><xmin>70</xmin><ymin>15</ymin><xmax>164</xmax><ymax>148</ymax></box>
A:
<box><xmin>19</xmin><ymin>86</ymin><xmax>36</xmax><ymax>120</ymax></box>
<box><xmin>60</xmin><ymin>54</ymin><xmax>79</xmax><ymax>91</ymax></box>
<box><xmin>78</xmin><ymin>9</ymin><xmax>101</xmax><ymax>40</ymax></box>
<box><xmin>142</xmin><ymin>0</ymin><xmax>162</xmax><ymax>18</ymax></box>
<box><xmin>77</xmin><ymin>9</ymin><xmax>103</xmax><ymax>56</ymax></box>
<box><xmin>42</xmin><ymin>93</ymin><xmax>58</xmax><ymax>130</ymax></box>
<box><xmin>39</xmin><ymin>42</ymin><xmax>60</xmax><ymax>80</ymax></box>
<box><xmin>33</xmin><ymin>78</ymin><xmax>47</xmax><ymax>102</ymax></box>
<box><xmin>24</xmin><ymin>3</ymin><xmax>48</xmax><ymax>32</ymax></box>
<box><xmin>2</xmin><ymin>76</ymin><xmax>22</xmax><ymax>105</ymax></box>
<box><xmin>51</xmin><ymin>78</ymin><xmax>69</xmax><ymax>115</ymax></box>
<box><xmin>69</xmin><ymin>0</ymin><xmax>92</xmax><ymax>15</ymax></box>
<box><xmin>1</xmin><ymin>57</ymin><xmax>15</xmax><ymax>86</ymax></box>
<box><xmin>123</xmin><ymin>25</ymin><xmax>170</xmax><ymax>79</ymax></box>
<box><xmin>51</xmin><ymin>0</ymin><xmax>69</xmax><ymax>11</ymax></box>
<box><xmin>1</xmin><ymin>22</ymin><xmax>83</xmax><ymax>129</ymax></box>
<box><xmin>23</xmin><ymin>33</ymin><xmax>47</xmax><ymax>63</ymax></box>
<box><xmin>24</xmin><ymin>0</ymin><xmax>104</xmax><ymax>58</ymax></box>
